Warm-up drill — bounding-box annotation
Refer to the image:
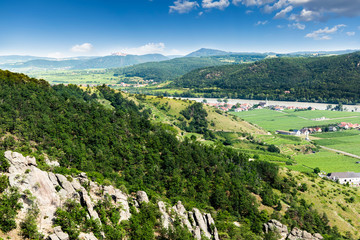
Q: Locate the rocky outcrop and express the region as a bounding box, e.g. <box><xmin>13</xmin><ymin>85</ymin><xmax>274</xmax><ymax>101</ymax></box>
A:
<box><xmin>264</xmin><ymin>219</ymin><xmax>324</xmax><ymax>240</ymax></box>
<box><xmin>157</xmin><ymin>200</ymin><xmax>219</xmax><ymax>240</ymax></box>
<box><xmin>136</xmin><ymin>190</ymin><xmax>149</xmax><ymax>204</ymax></box>
<box><xmin>3</xmin><ymin>151</ymin><xmax>130</xmax><ymax>238</ymax></box>
<box><xmin>4</xmin><ymin>151</ymin><xmax>220</xmax><ymax>240</ymax></box>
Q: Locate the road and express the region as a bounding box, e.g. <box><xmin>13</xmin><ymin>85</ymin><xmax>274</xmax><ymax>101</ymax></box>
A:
<box><xmin>320</xmin><ymin>146</ymin><xmax>360</xmax><ymax>160</ymax></box>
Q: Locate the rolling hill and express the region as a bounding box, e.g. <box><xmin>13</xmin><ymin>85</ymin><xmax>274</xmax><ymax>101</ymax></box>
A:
<box><xmin>173</xmin><ymin>51</ymin><xmax>360</xmax><ymax>104</ymax></box>
<box><xmin>0</xmin><ymin>54</ymin><xmax>169</xmax><ymax>70</ymax></box>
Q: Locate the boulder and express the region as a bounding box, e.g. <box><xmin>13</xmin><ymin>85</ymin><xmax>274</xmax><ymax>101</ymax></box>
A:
<box><xmin>136</xmin><ymin>191</ymin><xmax>149</xmax><ymax>204</ymax></box>
<box><xmin>314</xmin><ymin>233</ymin><xmax>324</xmax><ymax>240</ymax></box>
<box><xmin>79</xmin><ymin>232</ymin><xmax>98</xmax><ymax>240</ymax></box>
<box><xmin>79</xmin><ymin>190</ymin><xmax>100</xmax><ymax>220</ymax></box>
<box><xmin>48</xmin><ymin>234</ymin><xmax>60</xmax><ymax>240</ymax></box>
<box><xmin>55</xmin><ymin>174</ymin><xmax>77</xmax><ymax>198</ymax></box>
<box><xmin>205</xmin><ymin>213</ymin><xmax>219</xmax><ymax>240</ymax></box>
<box><xmin>192</xmin><ymin>208</ymin><xmax>212</xmax><ymax>239</ymax></box>
<box><xmin>264</xmin><ymin>219</ymin><xmax>288</xmax><ymax>240</ymax></box>
<box><xmin>172</xmin><ymin>201</ymin><xmax>192</xmax><ymax>231</ymax></box>
<box><xmin>54</xmin><ymin>226</ymin><xmax>69</xmax><ymax>240</ymax></box>
<box><xmin>158</xmin><ymin>201</ymin><xmax>173</xmax><ymax>229</ymax></box>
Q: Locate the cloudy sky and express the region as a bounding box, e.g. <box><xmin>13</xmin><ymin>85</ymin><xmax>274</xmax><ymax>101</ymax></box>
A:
<box><xmin>0</xmin><ymin>0</ymin><xmax>359</xmax><ymax>57</ymax></box>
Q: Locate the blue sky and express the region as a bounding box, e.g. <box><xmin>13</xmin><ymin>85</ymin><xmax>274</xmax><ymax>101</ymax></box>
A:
<box><xmin>1</xmin><ymin>0</ymin><xmax>360</xmax><ymax>57</ymax></box>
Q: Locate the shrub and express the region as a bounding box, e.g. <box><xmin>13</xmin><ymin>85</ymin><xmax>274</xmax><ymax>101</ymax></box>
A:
<box><xmin>0</xmin><ymin>174</ymin><xmax>9</xmax><ymax>193</ymax></box>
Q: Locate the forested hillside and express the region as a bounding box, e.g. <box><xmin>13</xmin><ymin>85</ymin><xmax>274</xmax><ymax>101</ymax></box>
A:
<box><xmin>113</xmin><ymin>54</ymin><xmax>267</xmax><ymax>82</ymax></box>
<box><xmin>0</xmin><ymin>70</ymin><xmax>350</xmax><ymax>239</ymax></box>
<box><xmin>173</xmin><ymin>52</ymin><xmax>360</xmax><ymax>104</ymax></box>
<box><xmin>113</xmin><ymin>57</ymin><xmax>227</xmax><ymax>82</ymax></box>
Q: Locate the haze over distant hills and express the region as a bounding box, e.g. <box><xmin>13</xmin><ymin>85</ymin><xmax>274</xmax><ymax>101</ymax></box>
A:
<box><xmin>1</xmin><ymin>48</ymin><xmax>359</xmax><ymax>72</ymax></box>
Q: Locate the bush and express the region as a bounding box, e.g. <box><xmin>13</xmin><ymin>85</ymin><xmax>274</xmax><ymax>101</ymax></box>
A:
<box><xmin>0</xmin><ymin>174</ymin><xmax>9</xmax><ymax>193</ymax></box>
<box><xmin>0</xmin><ymin>187</ymin><xmax>22</xmax><ymax>233</ymax></box>
<box><xmin>20</xmin><ymin>205</ymin><xmax>43</xmax><ymax>239</ymax></box>
<box><xmin>0</xmin><ymin>152</ymin><xmax>10</xmax><ymax>172</ymax></box>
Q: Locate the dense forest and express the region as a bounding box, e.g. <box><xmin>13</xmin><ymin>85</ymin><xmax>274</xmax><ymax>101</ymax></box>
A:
<box><xmin>113</xmin><ymin>57</ymin><xmax>227</xmax><ymax>82</ymax></box>
<box><xmin>173</xmin><ymin>52</ymin><xmax>360</xmax><ymax>104</ymax></box>
<box><xmin>113</xmin><ymin>54</ymin><xmax>267</xmax><ymax>82</ymax></box>
<box><xmin>0</xmin><ymin>70</ymin><xmax>345</xmax><ymax>239</ymax></box>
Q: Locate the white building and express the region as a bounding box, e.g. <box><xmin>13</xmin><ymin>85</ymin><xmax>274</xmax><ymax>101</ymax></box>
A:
<box><xmin>327</xmin><ymin>172</ymin><xmax>360</xmax><ymax>185</ymax></box>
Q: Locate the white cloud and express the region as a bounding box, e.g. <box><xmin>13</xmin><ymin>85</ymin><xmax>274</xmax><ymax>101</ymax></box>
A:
<box><xmin>199</xmin><ymin>11</ymin><xmax>204</xmax><ymax>16</ymax></box>
<box><xmin>274</xmin><ymin>5</ymin><xmax>293</xmax><ymax>18</ymax></box>
<box><xmin>346</xmin><ymin>31</ymin><xmax>355</xmax><ymax>36</ymax></box>
<box><xmin>169</xmin><ymin>0</ymin><xmax>199</xmax><ymax>13</ymax></box>
<box><xmin>255</xmin><ymin>20</ymin><xmax>269</xmax><ymax>25</ymax></box>
<box><xmin>289</xmin><ymin>8</ymin><xmax>321</xmax><ymax>21</ymax></box>
<box><xmin>305</xmin><ymin>24</ymin><xmax>346</xmax><ymax>40</ymax></box>
<box><xmin>245</xmin><ymin>10</ymin><xmax>254</xmax><ymax>14</ymax></box>
<box><xmin>202</xmin><ymin>0</ymin><xmax>230</xmax><ymax>10</ymax></box>
<box><xmin>288</xmin><ymin>22</ymin><xmax>305</xmax><ymax>30</ymax></box>
<box><xmin>264</xmin><ymin>0</ymin><xmax>288</xmax><ymax>13</ymax></box>
<box><xmin>71</xmin><ymin>43</ymin><xmax>93</xmax><ymax>53</ymax></box>
<box><xmin>233</xmin><ymin>0</ymin><xmax>275</xmax><ymax>6</ymax></box>
<box><xmin>121</xmin><ymin>43</ymin><xmax>166</xmax><ymax>55</ymax></box>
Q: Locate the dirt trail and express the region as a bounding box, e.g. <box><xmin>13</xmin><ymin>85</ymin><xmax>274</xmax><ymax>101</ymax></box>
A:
<box><xmin>320</xmin><ymin>146</ymin><xmax>360</xmax><ymax>159</ymax></box>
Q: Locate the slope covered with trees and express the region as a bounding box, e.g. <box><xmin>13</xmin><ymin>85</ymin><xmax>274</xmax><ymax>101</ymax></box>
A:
<box><xmin>113</xmin><ymin>54</ymin><xmax>267</xmax><ymax>82</ymax></box>
<box><xmin>173</xmin><ymin>52</ymin><xmax>360</xmax><ymax>104</ymax></box>
<box><xmin>0</xmin><ymin>69</ymin><xmax>348</xmax><ymax>239</ymax></box>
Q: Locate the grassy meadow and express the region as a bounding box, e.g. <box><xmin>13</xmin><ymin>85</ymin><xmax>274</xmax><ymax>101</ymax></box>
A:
<box><xmin>312</xmin><ymin>130</ymin><xmax>360</xmax><ymax>156</ymax></box>
<box><xmin>232</xmin><ymin>109</ymin><xmax>360</xmax><ymax>132</ymax></box>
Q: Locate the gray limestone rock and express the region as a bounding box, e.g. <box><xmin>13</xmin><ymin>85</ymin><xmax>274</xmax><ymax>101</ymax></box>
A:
<box><xmin>193</xmin><ymin>226</ymin><xmax>201</xmax><ymax>240</ymax></box>
<box><xmin>54</xmin><ymin>226</ymin><xmax>69</xmax><ymax>240</ymax></box>
<box><xmin>314</xmin><ymin>233</ymin><xmax>324</xmax><ymax>240</ymax></box>
<box><xmin>136</xmin><ymin>191</ymin><xmax>149</xmax><ymax>204</ymax></box>
<box><xmin>205</xmin><ymin>213</ymin><xmax>219</xmax><ymax>240</ymax></box>
<box><xmin>264</xmin><ymin>219</ymin><xmax>288</xmax><ymax>240</ymax></box>
<box><xmin>55</xmin><ymin>174</ymin><xmax>77</xmax><ymax>198</ymax></box>
<box><xmin>173</xmin><ymin>201</ymin><xmax>192</xmax><ymax>231</ymax></box>
<box><xmin>192</xmin><ymin>208</ymin><xmax>211</xmax><ymax>239</ymax></box>
<box><xmin>158</xmin><ymin>201</ymin><xmax>173</xmax><ymax>229</ymax></box>
<box><xmin>48</xmin><ymin>234</ymin><xmax>60</xmax><ymax>240</ymax></box>
<box><xmin>79</xmin><ymin>190</ymin><xmax>100</xmax><ymax>220</ymax></box>
<box><xmin>79</xmin><ymin>232</ymin><xmax>98</xmax><ymax>240</ymax></box>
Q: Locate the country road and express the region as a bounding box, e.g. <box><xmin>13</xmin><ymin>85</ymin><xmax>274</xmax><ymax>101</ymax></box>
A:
<box><xmin>320</xmin><ymin>146</ymin><xmax>360</xmax><ymax>160</ymax></box>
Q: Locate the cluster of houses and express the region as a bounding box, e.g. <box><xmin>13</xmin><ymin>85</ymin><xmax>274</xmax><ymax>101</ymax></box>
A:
<box><xmin>204</xmin><ymin>100</ymin><xmax>318</xmax><ymax>113</ymax></box>
<box><xmin>338</xmin><ymin>122</ymin><xmax>360</xmax><ymax>129</ymax></box>
<box><xmin>269</xmin><ymin>105</ymin><xmax>316</xmax><ymax>111</ymax></box>
<box><xmin>276</xmin><ymin>122</ymin><xmax>360</xmax><ymax>137</ymax></box>
<box><xmin>276</xmin><ymin>127</ymin><xmax>325</xmax><ymax>137</ymax></box>
<box><xmin>204</xmin><ymin>102</ymin><xmax>262</xmax><ymax>112</ymax></box>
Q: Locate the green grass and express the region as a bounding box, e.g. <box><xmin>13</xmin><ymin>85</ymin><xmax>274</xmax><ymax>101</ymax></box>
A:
<box><xmin>29</xmin><ymin>69</ymin><xmax>133</xmax><ymax>87</ymax></box>
<box><xmin>232</xmin><ymin>109</ymin><xmax>360</xmax><ymax>132</ymax></box>
<box><xmin>291</xmin><ymin>149</ymin><xmax>360</xmax><ymax>173</ymax></box>
<box><xmin>312</xmin><ymin>130</ymin><xmax>360</xmax><ymax>156</ymax></box>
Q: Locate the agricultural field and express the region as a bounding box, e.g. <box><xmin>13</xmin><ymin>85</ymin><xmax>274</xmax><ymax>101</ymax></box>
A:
<box><xmin>232</xmin><ymin>109</ymin><xmax>360</xmax><ymax>132</ymax></box>
<box><xmin>312</xmin><ymin>130</ymin><xmax>360</xmax><ymax>156</ymax></box>
<box><xmin>28</xmin><ymin>69</ymin><xmax>141</xmax><ymax>87</ymax></box>
<box><xmin>290</xmin><ymin>149</ymin><xmax>360</xmax><ymax>173</ymax></box>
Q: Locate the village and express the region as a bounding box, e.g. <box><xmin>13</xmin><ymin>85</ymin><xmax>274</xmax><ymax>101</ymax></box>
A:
<box><xmin>203</xmin><ymin>100</ymin><xmax>316</xmax><ymax>112</ymax></box>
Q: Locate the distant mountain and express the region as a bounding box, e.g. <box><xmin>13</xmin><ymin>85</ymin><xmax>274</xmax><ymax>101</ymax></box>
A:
<box><xmin>73</xmin><ymin>54</ymin><xmax>169</xmax><ymax>69</ymax></box>
<box><xmin>0</xmin><ymin>54</ymin><xmax>169</xmax><ymax>70</ymax></box>
<box><xmin>0</xmin><ymin>55</ymin><xmax>52</xmax><ymax>64</ymax></box>
<box><xmin>173</xmin><ymin>51</ymin><xmax>360</xmax><ymax>103</ymax></box>
<box><xmin>2</xmin><ymin>59</ymin><xmax>87</xmax><ymax>69</ymax></box>
<box><xmin>186</xmin><ymin>48</ymin><xmax>231</xmax><ymax>57</ymax></box>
